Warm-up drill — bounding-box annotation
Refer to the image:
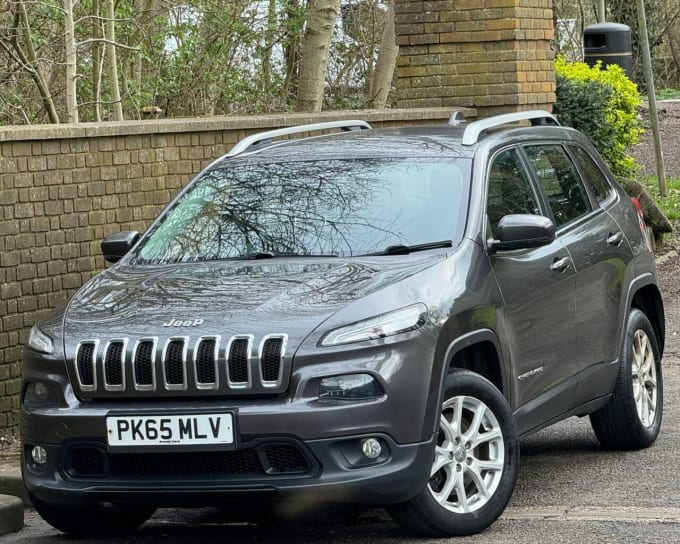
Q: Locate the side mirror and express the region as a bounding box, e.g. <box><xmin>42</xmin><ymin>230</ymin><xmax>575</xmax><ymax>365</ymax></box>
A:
<box><xmin>101</xmin><ymin>231</ymin><xmax>140</xmax><ymax>263</ymax></box>
<box><xmin>488</xmin><ymin>214</ymin><xmax>555</xmax><ymax>252</ymax></box>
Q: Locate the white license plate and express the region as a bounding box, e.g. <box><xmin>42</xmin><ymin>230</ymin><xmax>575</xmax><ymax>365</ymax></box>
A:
<box><xmin>106</xmin><ymin>413</ymin><xmax>234</xmax><ymax>447</ymax></box>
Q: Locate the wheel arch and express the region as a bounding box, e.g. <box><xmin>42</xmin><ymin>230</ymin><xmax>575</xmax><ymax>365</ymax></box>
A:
<box><xmin>432</xmin><ymin>330</ymin><xmax>509</xmax><ymax>434</ymax></box>
<box><xmin>626</xmin><ymin>274</ymin><xmax>665</xmax><ymax>357</ymax></box>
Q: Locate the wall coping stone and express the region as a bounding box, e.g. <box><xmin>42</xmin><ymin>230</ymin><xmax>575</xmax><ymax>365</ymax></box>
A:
<box><xmin>0</xmin><ymin>108</ymin><xmax>476</xmax><ymax>142</ymax></box>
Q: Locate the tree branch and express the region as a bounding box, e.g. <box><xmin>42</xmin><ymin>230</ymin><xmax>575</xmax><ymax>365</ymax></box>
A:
<box><xmin>76</xmin><ymin>37</ymin><xmax>141</xmax><ymax>51</ymax></box>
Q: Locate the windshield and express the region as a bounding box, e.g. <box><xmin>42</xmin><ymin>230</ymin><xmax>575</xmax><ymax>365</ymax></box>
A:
<box><xmin>135</xmin><ymin>157</ymin><xmax>471</xmax><ymax>263</ymax></box>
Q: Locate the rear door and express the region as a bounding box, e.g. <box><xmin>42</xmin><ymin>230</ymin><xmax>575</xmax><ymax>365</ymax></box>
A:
<box><xmin>567</xmin><ymin>145</ymin><xmax>635</xmax><ymax>390</ymax></box>
<box><xmin>522</xmin><ymin>143</ymin><xmax>633</xmax><ymax>405</ymax></box>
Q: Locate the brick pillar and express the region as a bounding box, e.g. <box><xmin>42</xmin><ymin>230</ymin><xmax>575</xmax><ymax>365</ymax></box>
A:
<box><xmin>395</xmin><ymin>0</ymin><xmax>556</xmax><ymax>116</ymax></box>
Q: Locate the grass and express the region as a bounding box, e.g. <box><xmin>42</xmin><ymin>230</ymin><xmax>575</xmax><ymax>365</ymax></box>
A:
<box><xmin>642</xmin><ymin>175</ymin><xmax>680</xmax><ymax>220</ymax></box>
<box><xmin>654</xmin><ymin>88</ymin><xmax>680</xmax><ymax>100</ymax></box>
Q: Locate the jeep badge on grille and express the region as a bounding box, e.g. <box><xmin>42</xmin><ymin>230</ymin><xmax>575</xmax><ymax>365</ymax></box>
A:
<box><xmin>162</xmin><ymin>319</ymin><xmax>204</xmax><ymax>327</ymax></box>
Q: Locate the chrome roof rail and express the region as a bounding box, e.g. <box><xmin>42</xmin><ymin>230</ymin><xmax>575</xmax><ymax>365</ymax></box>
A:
<box><xmin>226</xmin><ymin>119</ymin><xmax>372</xmax><ymax>156</ymax></box>
<box><xmin>448</xmin><ymin>111</ymin><xmax>467</xmax><ymax>126</ymax></box>
<box><xmin>461</xmin><ymin>110</ymin><xmax>559</xmax><ymax>146</ymax></box>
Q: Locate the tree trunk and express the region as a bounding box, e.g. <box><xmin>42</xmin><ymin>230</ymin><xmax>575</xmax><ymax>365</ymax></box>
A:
<box><xmin>105</xmin><ymin>0</ymin><xmax>124</xmax><ymax>120</ymax></box>
<box><xmin>92</xmin><ymin>0</ymin><xmax>103</xmax><ymax>121</ymax></box>
<box><xmin>8</xmin><ymin>3</ymin><xmax>60</xmax><ymax>123</ymax></box>
<box><xmin>262</xmin><ymin>0</ymin><xmax>277</xmax><ymax>92</ymax></box>
<box><xmin>368</xmin><ymin>0</ymin><xmax>397</xmax><ymax>109</ymax></box>
<box><xmin>282</xmin><ymin>0</ymin><xmax>302</xmax><ymax>102</ymax></box>
<box><xmin>63</xmin><ymin>0</ymin><xmax>78</xmax><ymax>123</ymax></box>
<box><xmin>619</xmin><ymin>178</ymin><xmax>673</xmax><ymax>235</ymax></box>
<box><xmin>294</xmin><ymin>0</ymin><xmax>340</xmax><ymax>112</ymax></box>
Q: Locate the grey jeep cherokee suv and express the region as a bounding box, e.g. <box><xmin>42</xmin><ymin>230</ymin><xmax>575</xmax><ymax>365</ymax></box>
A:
<box><xmin>22</xmin><ymin>111</ymin><xmax>665</xmax><ymax>537</ymax></box>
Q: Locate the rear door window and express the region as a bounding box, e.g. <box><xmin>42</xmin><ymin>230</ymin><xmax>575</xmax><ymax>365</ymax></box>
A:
<box><xmin>523</xmin><ymin>145</ymin><xmax>592</xmax><ymax>228</ymax></box>
<box><xmin>569</xmin><ymin>146</ymin><xmax>615</xmax><ymax>204</ymax></box>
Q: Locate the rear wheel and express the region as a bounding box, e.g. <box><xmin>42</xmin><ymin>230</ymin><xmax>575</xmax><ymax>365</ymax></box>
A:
<box><xmin>29</xmin><ymin>493</ymin><xmax>155</xmax><ymax>536</ymax></box>
<box><xmin>389</xmin><ymin>370</ymin><xmax>518</xmax><ymax>537</ymax></box>
<box><xmin>590</xmin><ymin>308</ymin><xmax>663</xmax><ymax>450</ymax></box>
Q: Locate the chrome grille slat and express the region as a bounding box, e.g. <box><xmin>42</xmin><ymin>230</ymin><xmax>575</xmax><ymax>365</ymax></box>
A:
<box><xmin>227</xmin><ymin>336</ymin><xmax>252</xmax><ymax>389</ymax></box>
<box><xmin>76</xmin><ymin>341</ymin><xmax>98</xmax><ymax>391</ymax></box>
<box><xmin>73</xmin><ymin>334</ymin><xmax>286</xmax><ymax>396</ymax></box>
<box><xmin>163</xmin><ymin>337</ymin><xmax>188</xmax><ymax>391</ymax></box>
<box><xmin>103</xmin><ymin>339</ymin><xmax>127</xmax><ymax>391</ymax></box>
<box><xmin>195</xmin><ymin>336</ymin><xmax>219</xmax><ymax>390</ymax></box>
<box><xmin>133</xmin><ymin>339</ymin><xmax>157</xmax><ymax>391</ymax></box>
<box><xmin>260</xmin><ymin>335</ymin><xmax>286</xmax><ymax>387</ymax></box>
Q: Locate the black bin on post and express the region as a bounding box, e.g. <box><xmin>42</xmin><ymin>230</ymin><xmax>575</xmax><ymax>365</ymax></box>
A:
<box><xmin>583</xmin><ymin>23</ymin><xmax>633</xmax><ymax>79</ymax></box>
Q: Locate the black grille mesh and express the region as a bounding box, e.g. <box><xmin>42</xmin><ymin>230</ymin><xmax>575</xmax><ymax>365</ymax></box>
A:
<box><xmin>65</xmin><ymin>447</ymin><xmax>107</xmax><ymax>477</ymax></box>
<box><xmin>77</xmin><ymin>343</ymin><xmax>95</xmax><ymax>386</ymax></box>
<box><xmin>165</xmin><ymin>340</ymin><xmax>185</xmax><ymax>385</ymax></box>
<box><xmin>104</xmin><ymin>342</ymin><xmax>124</xmax><ymax>385</ymax></box>
<box><xmin>196</xmin><ymin>339</ymin><xmax>217</xmax><ymax>384</ymax></box>
<box><xmin>261</xmin><ymin>338</ymin><xmax>283</xmax><ymax>382</ymax></box>
<box><xmin>228</xmin><ymin>339</ymin><xmax>249</xmax><ymax>383</ymax></box>
<box><xmin>264</xmin><ymin>444</ymin><xmax>309</xmax><ymax>473</ymax></box>
<box><xmin>64</xmin><ymin>444</ymin><xmax>312</xmax><ymax>480</ymax></box>
<box><xmin>134</xmin><ymin>341</ymin><xmax>154</xmax><ymax>386</ymax></box>
<box><xmin>110</xmin><ymin>449</ymin><xmax>264</xmax><ymax>478</ymax></box>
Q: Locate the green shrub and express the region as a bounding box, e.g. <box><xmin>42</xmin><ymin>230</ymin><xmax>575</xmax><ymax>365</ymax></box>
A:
<box><xmin>554</xmin><ymin>57</ymin><xmax>643</xmax><ymax>178</ymax></box>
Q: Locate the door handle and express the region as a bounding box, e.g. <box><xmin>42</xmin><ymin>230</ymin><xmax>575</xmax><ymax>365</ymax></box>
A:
<box><xmin>550</xmin><ymin>256</ymin><xmax>571</xmax><ymax>272</ymax></box>
<box><xmin>607</xmin><ymin>232</ymin><xmax>624</xmax><ymax>246</ymax></box>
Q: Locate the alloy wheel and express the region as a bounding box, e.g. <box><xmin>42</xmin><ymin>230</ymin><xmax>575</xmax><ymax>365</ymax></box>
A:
<box><xmin>428</xmin><ymin>395</ymin><xmax>505</xmax><ymax>514</ymax></box>
<box><xmin>631</xmin><ymin>329</ymin><xmax>658</xmax><ymax>427</ymax></box>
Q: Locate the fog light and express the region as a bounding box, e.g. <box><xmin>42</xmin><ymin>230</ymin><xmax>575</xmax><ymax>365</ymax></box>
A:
<box><xmin>361</xmin><ymin>438</ymin><xmax>382</xmax><ymax>459</ymax></box>
<box><xmin>31</xmin><ymin>446</ymin><xmax>47</xmax><ymax>465</ymax></box>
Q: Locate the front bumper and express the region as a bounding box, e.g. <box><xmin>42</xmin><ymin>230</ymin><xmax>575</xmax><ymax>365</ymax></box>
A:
<box><xmin>23</xmin><ymin>431</ymin><xmax>435</xmax><ymax>508</ymax></box>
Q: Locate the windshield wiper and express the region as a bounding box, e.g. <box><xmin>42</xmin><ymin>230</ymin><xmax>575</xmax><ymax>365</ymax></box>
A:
<box><xmin>274</xmin><ymin>252</ymin><xmax>338</xmax><ymax>258</ymax></box>
<box><xmin>243</xmin><ymin>252</ymin><xmax>275</xmax><ymax>259</ymax></box>
<box><xmin>240</xmin><ymin>252</ymin><xmax>338</xmax><ymax>259</ymax></box>
<box><xmin>364</xmin><ymin>240</ymin><xmax>453</xmax><ymax>256</ymax></box>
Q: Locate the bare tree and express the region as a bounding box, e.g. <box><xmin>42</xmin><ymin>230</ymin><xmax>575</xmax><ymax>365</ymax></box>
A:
<box><xmin>295</xmin><ymin>0</ymin><xmax>340</xmax><ymax>111</ymax></box>
<box><xmin>1</xmin><ymin>1</ymin><xmax>60</xmax><ymax>123</ymax></box>
<box><xmin>368</xmin><ymin>0</ymin><xmax>397</xmax><ymax>108</ymax></box>
<box><xmin>104</xmin><ymin>0</ymin><xmax>124</xmax><ymax>120</ymax></box>
<box><xmin>63</xmin><ymin>0</ymin><xmax>78</xmax><ymax>122</ymax></box>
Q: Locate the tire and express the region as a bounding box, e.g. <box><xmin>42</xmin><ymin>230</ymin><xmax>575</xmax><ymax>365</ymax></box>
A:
<box><xmin>29</xmin><ymin>492</ymin><xmax>155</xmax><ymax>536</ymax></box>
<box><xmin>388</xmin><ymin>369</ymin><xmax>519</xmax><ymax>537</ymax></box>
<box><xmin>590</xmin><ymin>308</ymin><xmax>663</xmax><ymax>450</ymax></box>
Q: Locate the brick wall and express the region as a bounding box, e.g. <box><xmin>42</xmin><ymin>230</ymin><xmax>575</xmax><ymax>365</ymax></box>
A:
<box><xmin>395</xmin><ymin>0</ymin><xmax>556</xmax><ymax>115</ymax></box>
<box><xmin>0</xmin><ymin>108</ymin><xmax>475</xmax><ymax>437</ymax></box>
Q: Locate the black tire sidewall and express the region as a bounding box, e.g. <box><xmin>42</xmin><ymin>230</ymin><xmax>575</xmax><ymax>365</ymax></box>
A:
<box><xmin>619</xmin><ymin>308</ymin><xmax>663</xmax><ymax>445</ymax></box>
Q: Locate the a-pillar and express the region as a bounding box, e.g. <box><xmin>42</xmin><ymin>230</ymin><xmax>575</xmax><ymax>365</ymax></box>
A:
<box><xmin>395</xmin><ymin>0</ymin><xmax>556</xmax><ymax>116</ymax></box>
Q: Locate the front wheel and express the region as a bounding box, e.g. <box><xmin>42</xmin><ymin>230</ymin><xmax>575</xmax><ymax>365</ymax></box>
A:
<box><xmin>389</xmin><ymin>370</ymin><xmax>519</xmax><ymax>537</ymax></box>
<box><xmin>590</xmin><ymin>308</ymin><xmax>663</xmax><ymax>450</ymax></box>
<box><xmin>29</xmin><ymin>492</ymin><xmax>156</xmax><ymax>536</ymax></box>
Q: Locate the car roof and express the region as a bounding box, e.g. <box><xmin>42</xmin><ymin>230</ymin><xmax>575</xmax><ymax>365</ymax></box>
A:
<box><xmin>217</xmin><ymin>111</ymin><xmax>582</xmax><ymax>164</ymax></box>
<box><xmin>218</xmin><ymin>126</ymin><xmax>472</xmax><ymax>163</ymax></box>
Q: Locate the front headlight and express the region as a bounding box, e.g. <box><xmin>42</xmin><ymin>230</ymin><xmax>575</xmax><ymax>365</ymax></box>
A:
<box><xmin>320</xmin><ymin>303</ymin><xmax>428</xmax><ymax>347</ymax></box>
<box><xmin>27</xmin><ymin>325</ymin><xmax>54</xmax><ymax>354</ymax></box>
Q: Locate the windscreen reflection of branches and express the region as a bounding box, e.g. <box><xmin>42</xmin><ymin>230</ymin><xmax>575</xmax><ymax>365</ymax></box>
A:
<box><xmin>138</xmin><ymin>158</ymin><xmax>465</xmax><ymax>263</ymax></box>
